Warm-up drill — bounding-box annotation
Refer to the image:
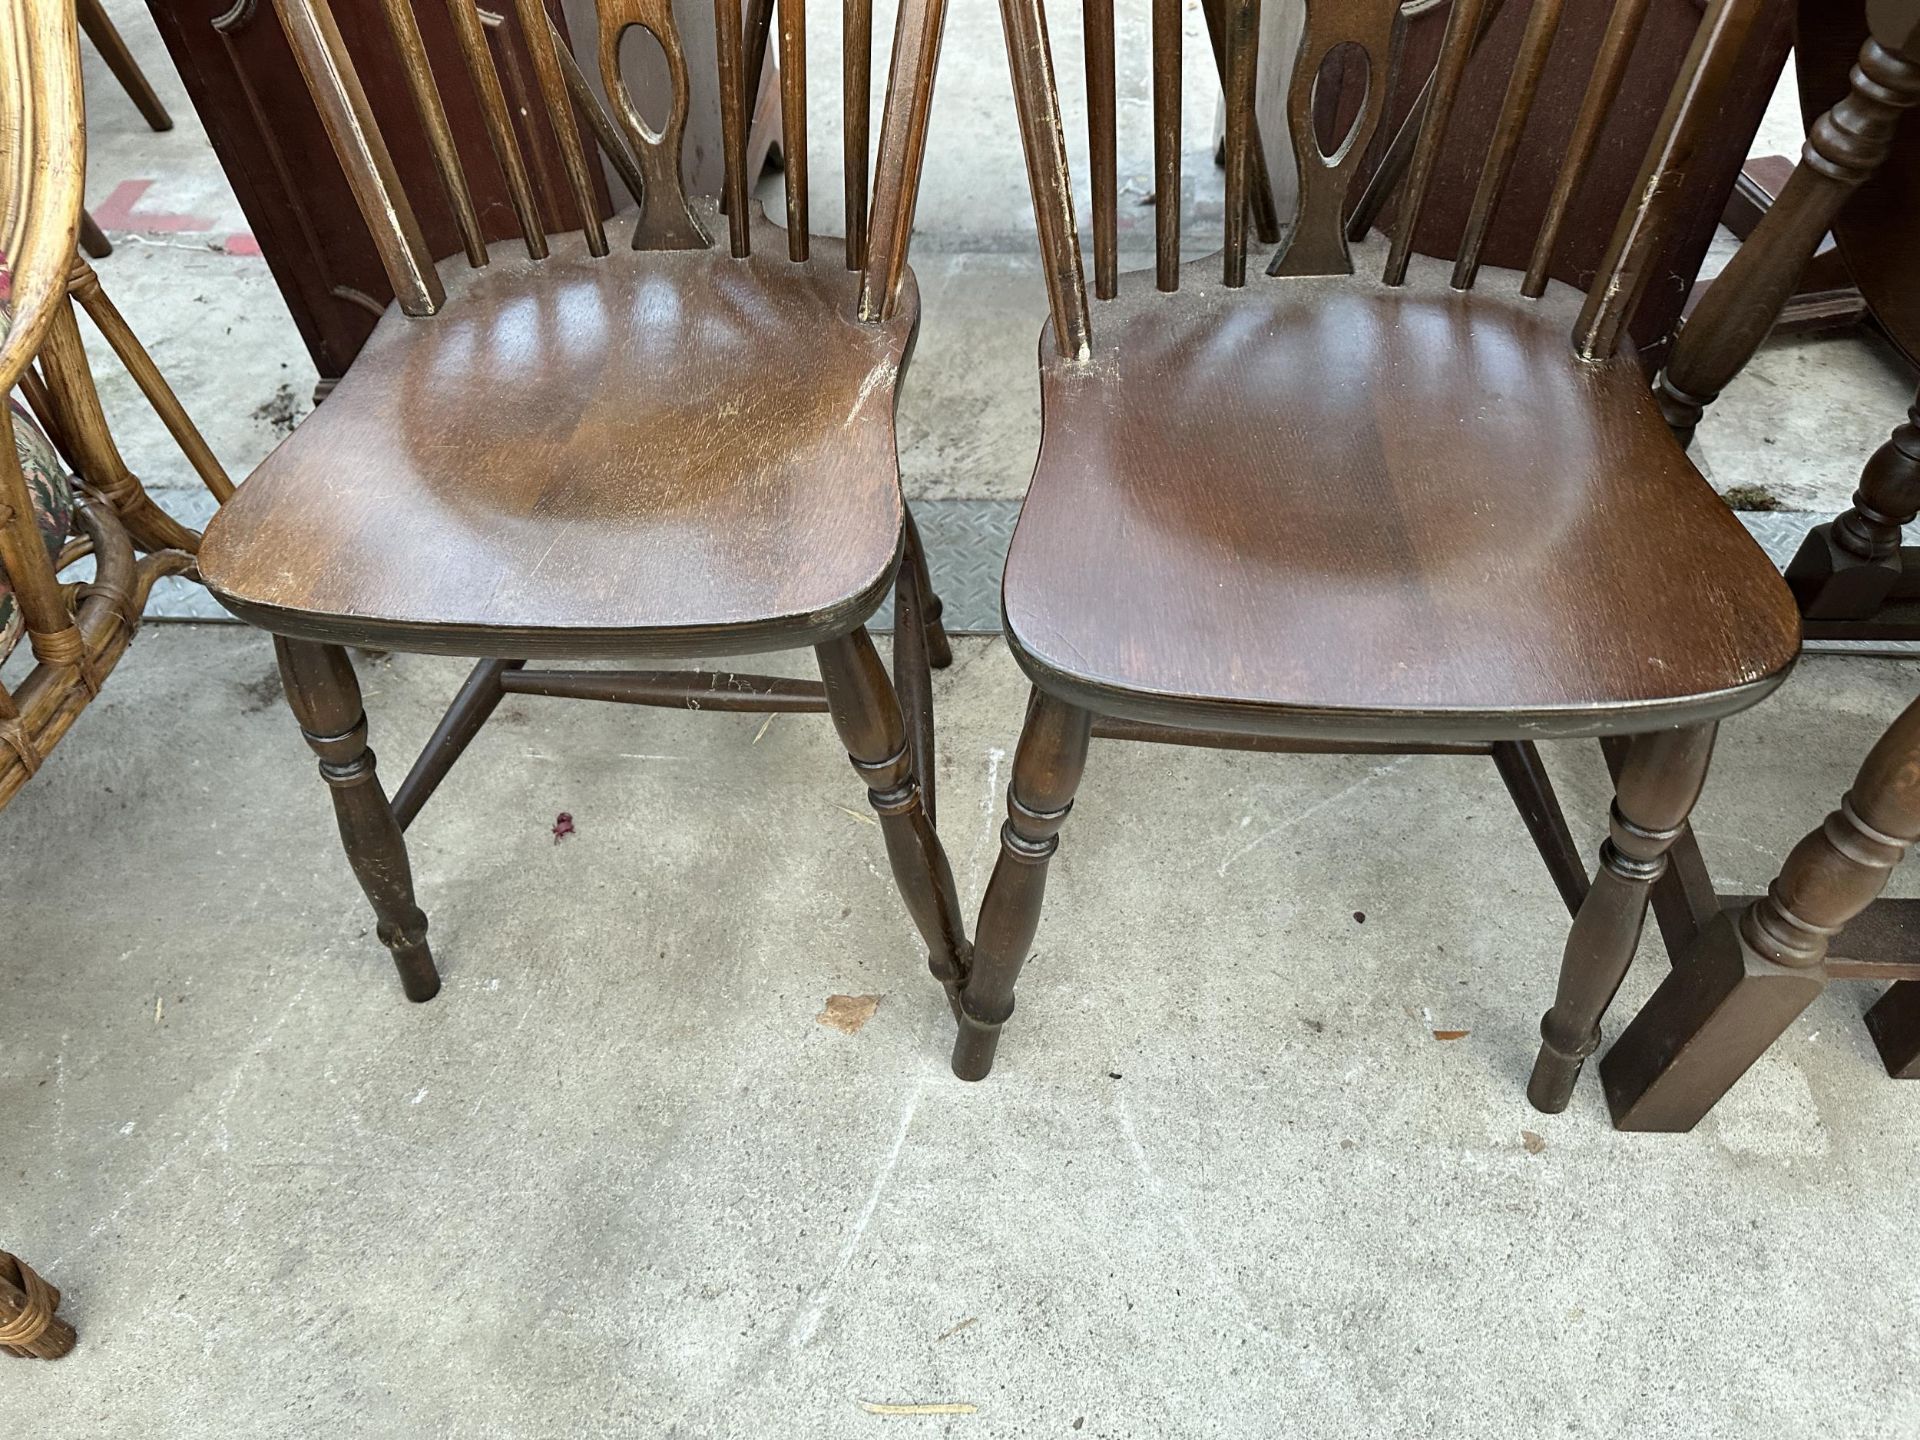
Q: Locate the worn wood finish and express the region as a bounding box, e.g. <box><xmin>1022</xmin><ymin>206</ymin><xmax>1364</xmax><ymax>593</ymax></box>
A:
<box><xmin>275</xmin><ymin>637</ymin><xmax>439</xmax><ymax>1001</ymax></box>
<box><xmin>1082</xmin><ymin>0</ymin><xmax>1117</xmax><ymax>298</ymax></box>
<box><xmin>1529</xmin><ymin>724</ymin><xmax>1716</xmax><ymax>1113</ymax></box>
<box><xmin>777</xmin><ymin>0</ymin><xmax>809</xmax><ymax>259</ymax></box>
<box><xmin>954</xmin><ymin>689</ymin><xmax>1092</xmax><ymax>1080</ymax></box>
<box><xmin>202</xmin><ymin>222</ymin><xmax>917</xmax><ymax>656</ymax></box>
<box><xmin>843</xmin><ymin>0</ymin><xmax>873</xmax><ymax>266</ymax></box>
<box><xmin>979</xmin><ymin>0</ymin><xmax>1799</xmax><ymax>1094</ymax></box>
<box><xmin>1656</xmin><ymin>11</ymin><xmax>1920</xmax><ymax>436</ymax></box>
<box><xmin>199</xmin><ymin>7</ymin><xmax>961</xmax><ymax>1016</ymax></box>
<box><xmin>817</xmin><ymin>629</ymin><xmax>971</xmax><ymax>1009</ymax></box>
<box><xmin>1604</xmin><ymin>696</ymin><xmax>1920</xmax><ymax>1129</ymax></box>
<box><xmin>77</xmin><ymin>0</ymin><xmax>171</xmax><ymax>131</ymax></box>
<box><xmin>1000</xmin><ymin>253</ymin><xmax>1798</xmax><ymax>745</ymax></box>
<box><xmin>858</xmin><ymin>0</ymin><xmax>949</xmax><ymax>322</ymax></box>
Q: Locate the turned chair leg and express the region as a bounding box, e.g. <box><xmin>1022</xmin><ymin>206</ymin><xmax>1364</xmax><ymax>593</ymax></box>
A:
<box><xmin>1606</xmin><ymin>695</ymin><xmax>1920</xmax><ymax>1125</ymax></box>
<box><xmin>274</xmin><ymin>638</ymin><xmax>439</xmax><ymax>1001</ymax></box>
<box><xmin>1528</xmin><ymin>724</ymin><xmax>1716</xmax><ymax>1113</ymax></box>
<box><xmin>816</xmin><ymin>628</ymin><xmax>970</xmax><ymax>1009</ymax></box>
<box><xmin>952</xmin><ymin>688</ymin><xmax>1093</xmax><ymax>1081</ymax></box>
<box><xmin>902</xmin><ymin>505</ymin><xmax>952</xmax><ymax>669</ymax></box>
<box><xmin>1491</xmin><ymin>740</ymin><xmax>1590</xmax><ymax>916</ymax></box>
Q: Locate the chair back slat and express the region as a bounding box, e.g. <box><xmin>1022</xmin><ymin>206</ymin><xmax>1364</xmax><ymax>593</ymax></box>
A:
<box><xmin>597</xmin><ymin>0</ymin><xmax>712</xmax><ymax>248</ymax></box>
<box><xmin>1522</xmin><ymin>0</ymin><xmax>1653</xmax><ymax>297</ymax></box>
<box><xmin>844</xmin><ymin>0</ymin><xmax>874</xmax><ymax>268</ymax></box>
<box><xmin>989</xmin><ymin>0</ymin><xmax>1088</xmax><ymax>352</ymax></box>
<box><xmin>1450</xmin><ymin>0</ymin><xmax>1565</xmax><ymax>289</ymax></box>
<box><xmin>1382</xmin><ymin>0</ymin><xmax>1489</xmax><ymax>286</ymax></box>
<box><xmin>512</xmin><ymin>0</ymin><xmax>610</xmax><ymax>255</ymax></box>
<box><xmin>1199</xmin><ymin>0</ymin><xmax>1280</xmax><ymax>247</ymax></box>
<box><xmin>1573</xmin><ymin>0</ymin><xmax>1764</xmax><ymax>358</ymax></box>
<box><xmin>374</xmin><ymin>0</ymin><xmax>488</xmax><ymax>268</ymax></box>
<box><xmin>858</xmin><ymin>0</ymin><xmax>955</xmax><ymax>321</ymax></box>
<box><xmin>550</xmin><ymin>18</ymin><xmax>648</xmax><ymax>209</ymax></box>
<box><xmin>1150</xmin><ymin>0</ymin><xmax>1180</xmax><ymax>291</ymax></box>
<box><xmin>1082</xmin><ymin>0</ymin><xmax>1118</xmax><ymax>299</ymax></box>
<box><xmin>1219</xmin><ymin>0</ymin><xmax>1260</xmax><ymax>286</ymax></box>
<box><xmin>1270</xmin><ymin>0</ymin><xmax>1393</xmax><ymax>277</ymax></box>
<box><xmin>443</xmin><ymin>0</ymin><xmax>548</xmax><ymax>259</ymax></box>
<box><xmin>713</xmin><ymin>0</ymin><xmax>753</xmax><ymax>256</ymax></box>
<box><xmin>778</xmin><ymin>0</ymin><xmax>810</xmax><ymax>260</ymax></box>
<box><xmin>274</xmin><ymin>0</ymin><xmax>444</xmax><ymax>314</ymax></box>
<box><xmin>1344</xmin><ymin>0</ymin><xmax>1507</xmax><ymax>246</ymax></box>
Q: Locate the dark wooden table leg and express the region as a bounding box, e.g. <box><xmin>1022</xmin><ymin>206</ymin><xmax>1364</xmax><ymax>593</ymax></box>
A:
<box><xmin>1787</xmin><ymin>386</ymin><xmax>1920</xmax><ymax>620</ymax></box>
<box><xmin>275</xmin><ymin>638</ymin><xmax>439</xmax><ymax>1001</ymax></box>
<box><xmin>0</xmin><ymin>1251</ymin><xmax>76</xmax><ymax>1360</ymax></box>
<box><xmin>1529</xmin><ymin>725</ymin><xmax>1716</xmax><ymax>1113</ymax></box>
<box><xmin>817</xmin><ymin>627</ymin><xmax>970</xmax><ymax>1011</ymax></box>
<box><xmin>952</xmin><ymin>688</ymin><xmax>1092</xmax><ymax>1081</ymax></box>
<box><xmin>1606</xmin><ymin>695</ymin><xmax>1920</xmax><ymax>1125</ymax></box>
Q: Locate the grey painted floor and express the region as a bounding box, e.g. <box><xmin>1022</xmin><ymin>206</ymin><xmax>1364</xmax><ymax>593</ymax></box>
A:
<box><xmin>7</xmin><ymin>2</ymin><xmax>1920</xmax><ymax>1433</ymax></box>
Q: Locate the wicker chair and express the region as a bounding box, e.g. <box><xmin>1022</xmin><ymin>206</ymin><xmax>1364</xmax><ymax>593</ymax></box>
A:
<box><xmin>1</xmin><ymin>0</ymin><xmax>232</xmax><ymax>810</ymax></box>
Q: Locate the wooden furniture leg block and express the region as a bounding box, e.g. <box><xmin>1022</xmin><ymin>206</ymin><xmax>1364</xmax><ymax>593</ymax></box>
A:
<box><xmin>1606</xmin><ymin>693</ymin><xmax>1920</xmax><ymax>1127</ymax></box>
<box><xmin>0</xmin><ymin>1252</ymin><xmax>76</xmax><ymax>1360</ymax></box>
<box><xmin>1865</xmin><ymin>980</ymin><xmax>1920</xmax><ymax>1076</ymax></box>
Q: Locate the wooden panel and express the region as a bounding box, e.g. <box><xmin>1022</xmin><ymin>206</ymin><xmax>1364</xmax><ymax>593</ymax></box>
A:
<box><xmin>147</xmin><ymin>0</ymin><xmax>615</xmax><ymax>378</ymax></box>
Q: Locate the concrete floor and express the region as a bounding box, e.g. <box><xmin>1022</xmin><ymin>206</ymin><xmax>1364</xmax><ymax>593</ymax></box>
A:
<box><xmin>6</xmin><ymin>1</ymin><xmax>1920</xmax><ymax>1433</ymax></box>
<box><xmin>6</xmin><ymin>637</ymin><xmax>1920</xmax><ymax>1435</ymax></box>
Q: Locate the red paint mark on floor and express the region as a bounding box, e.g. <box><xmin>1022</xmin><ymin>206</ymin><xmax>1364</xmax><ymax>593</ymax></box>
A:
<box><xmin>220</xmin><ymin>233</ymin><xmax>262</xmax><ymax>256</ymax></box>
<box><xmin>91</xmin><ymin>179</ymin><xmax>215</xmax><ymax>235</ymax></box>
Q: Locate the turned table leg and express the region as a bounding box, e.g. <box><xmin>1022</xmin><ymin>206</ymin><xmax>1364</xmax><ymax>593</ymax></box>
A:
<box><xmin>1606</xmin><ymin>695</ymin><xmax>1920</xmax><ymax>1127</ymax></box>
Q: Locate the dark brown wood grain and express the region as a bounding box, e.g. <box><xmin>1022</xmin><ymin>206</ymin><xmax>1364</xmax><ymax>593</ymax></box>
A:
<box><xmin>201</xmin><ymin>217</ymin><xmax>916</xmax><ymax>656</ymax></box>
<box><xmin>999</xmin><ymin>253</ymin><xmax>1798</xmax><ymax>744</ymax></box>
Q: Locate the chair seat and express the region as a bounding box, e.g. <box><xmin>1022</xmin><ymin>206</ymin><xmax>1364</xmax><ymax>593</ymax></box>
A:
<box><xmin>1</xmin><ymin>399</ymin><xmax>75</xmax><ymax>662</ymax></box>
<box><xmin>198</xmin><ymin>230</ymin><xmax>916</xmax><ymax>658</ymax></box>
<box><xmin>1002</xmin><ymin>259</ymin><xmax>1802</xmax><ymax>742</ymax></box>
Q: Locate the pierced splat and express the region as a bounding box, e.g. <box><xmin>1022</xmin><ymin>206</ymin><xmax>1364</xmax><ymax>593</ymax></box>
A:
<box><xmin>597</xmin><ymin>0</ymin><xmax>712</xmax><ymax>249</ymax></box>
<box><xmin>1269</xmin><ymin>7</ymin><xmax>1393</xmax><ymax>277</ymax></box>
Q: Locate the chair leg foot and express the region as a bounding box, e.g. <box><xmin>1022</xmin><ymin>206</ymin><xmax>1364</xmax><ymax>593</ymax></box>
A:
<box><xmin>951</xmin><ymin>1008</ymin><xmax>1004</xmax><ymax>1082</ymax></box>
<box><xmin>1867</xmin><ymin>981</ymin><xmax>1920</xmax><ymax>1077</ymax></box>
<box><xmin>953</xmin><ymin>688</ymin><xmax>1092</xmax><ymax>1080</ymax></box>
<box><xmin>1528</xmin><ymin>725</ymin><xmax>1716</xmax><ymax>1112</ymax></box>
<box><xmin>275</xmin><ymin>638</ymin><xmax>439</xmax><ymax>1002</ymax></box>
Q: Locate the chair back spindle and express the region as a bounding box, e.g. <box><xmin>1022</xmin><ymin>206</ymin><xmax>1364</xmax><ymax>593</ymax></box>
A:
<box><xmin>261</xmin><ymin>0</ymin><xmax>948</xmax><ymax>318</ymax></box>
<box><xmin>997</xmin><ymin>0</ymin><xmax>1771</xmax><ymax>362</ymax></box>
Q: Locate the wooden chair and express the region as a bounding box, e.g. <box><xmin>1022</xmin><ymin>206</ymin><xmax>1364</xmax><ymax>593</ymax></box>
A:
<box><xmin>2</xmin><ymin>0</ymin><xmax>232</xmax><ymax>810</ymax></box>
<box><xmin>959</xmin><ymin>0</ymin><xmax>1804</xmax><ymax>1108</ymax></box>
<box><xmin>194</xmin><ymin>0</ymin><xmax>970</xmax><ymax>1007</ymax></box>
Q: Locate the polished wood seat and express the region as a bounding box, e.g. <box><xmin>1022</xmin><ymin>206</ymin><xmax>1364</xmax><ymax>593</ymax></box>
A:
<box><xmin>1004</xmin><ymin>253</ymin><xmax>1800</xmax><ymax>743</ymax></box>
<box><xmin>202</xmin><ymin>217</ymin><xmax>914</xmax><ymax>658</ymax></box>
